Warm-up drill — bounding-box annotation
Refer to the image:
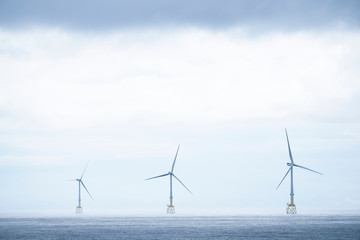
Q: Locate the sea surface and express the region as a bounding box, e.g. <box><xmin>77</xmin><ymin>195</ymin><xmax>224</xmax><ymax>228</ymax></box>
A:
<box><xmin>0</xmin><ymin>215</ymin><xmax>359</xmax><ymax>239</ymax></box>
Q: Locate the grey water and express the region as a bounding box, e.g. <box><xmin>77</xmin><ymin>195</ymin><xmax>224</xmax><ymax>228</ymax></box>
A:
<box><xmin>0</xmin><ymin>215</ymin><xmax>359</xmax><ymax>239</ymax></box>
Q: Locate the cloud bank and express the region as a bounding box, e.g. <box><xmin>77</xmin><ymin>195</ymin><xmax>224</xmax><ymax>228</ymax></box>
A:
<box><xmin>0</xmin><ymin>0</ymin><xmax>359</xmax><ymax>31</ymax></box>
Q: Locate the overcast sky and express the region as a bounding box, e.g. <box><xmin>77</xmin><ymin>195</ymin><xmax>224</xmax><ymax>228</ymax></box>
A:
<box><xmin>0</xmin><ymin>0</ymin><xmax>359</xmax><ymax>216</ymax></box>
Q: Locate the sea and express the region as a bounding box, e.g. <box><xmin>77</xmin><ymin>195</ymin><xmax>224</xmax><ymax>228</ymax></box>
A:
<box><xmin>0</xmin><ymin>215</ymin><xmax>359</xmax><ymax>239</ymax></box>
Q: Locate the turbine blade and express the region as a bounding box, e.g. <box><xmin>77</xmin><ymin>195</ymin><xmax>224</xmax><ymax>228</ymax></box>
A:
<box><xmin>145</xmin><ymin>173</ymin><xmax>170</xmax><ymax>181</ymax></box>
<box><xmin>173</xmin><ymin>174</ymin><xmax>192</xmax><ymax>195</ymax></box>
<box><xmin>276</xmin><ymin>167</ymin><xmax>292</xmax><ymax>190</ymax></box>
<box><xmin>285</xmin><ymin>129</ymin><xmax>294</xmax><ymax>164</ymax></box>
<box><xmin>171</xmin><ymin>145</ymin><xmax>180</xmax><ymax>173</ymax></box>
<box><xmin>293</xmin><ymin>164</ymin><xmax>323</xmax><ymax>175</ymax></box>
<box><xmin>80</xmin><ymin>180</ymin><xmax>93</xmax><ymax>200</ymax></box>
<box><xmin>80</xmin><ymin>161</ymin><xmax>90</xmax><ymax>180</ymax></box>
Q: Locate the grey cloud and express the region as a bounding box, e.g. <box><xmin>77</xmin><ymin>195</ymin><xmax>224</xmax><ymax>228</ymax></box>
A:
<box><xmin>0</xmin><ymin>0</ymin><xmax>359</xmax><ymax>31</ymax></box>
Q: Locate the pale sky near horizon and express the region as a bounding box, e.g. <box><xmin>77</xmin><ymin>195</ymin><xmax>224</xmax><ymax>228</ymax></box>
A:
<box><xmin>0</xmin><ymin>0</ymin><xmax>360</xmax><ymax>215</ymax></box>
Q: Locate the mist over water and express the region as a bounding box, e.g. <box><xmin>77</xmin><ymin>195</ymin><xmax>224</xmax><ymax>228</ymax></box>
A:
<box><xmin>1</xmin><ymin>215</ymin><xmax>359</xmax><ymax>239</ymax></box>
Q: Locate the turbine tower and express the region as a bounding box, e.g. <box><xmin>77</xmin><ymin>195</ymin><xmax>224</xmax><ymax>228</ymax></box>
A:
<box><xmin>276</xmin><ymin>129</ymin><xmax>323</xmax><ymax>214</ymax></box>
<box><xmin>146</xmin><ymin>145</ymin><xmax>192</xmax><ymax>214</ymax></box>
<box><xmin>69</xmin><ymin>162</ymin><xmax>93</xmax><ymax>214</ymax></box>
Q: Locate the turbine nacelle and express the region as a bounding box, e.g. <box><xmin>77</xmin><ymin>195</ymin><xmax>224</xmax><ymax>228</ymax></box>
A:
<box><xmin>287</xmin><ymin>163</ymin><xmax>292</xmax><ymax>166</ymax></box>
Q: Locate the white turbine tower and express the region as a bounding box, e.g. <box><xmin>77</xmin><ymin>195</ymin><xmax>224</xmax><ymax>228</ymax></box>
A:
<box><xmin>69</xmin><ymin>163</ymin><xmax>93</xmax><ymax>214</ymax></box>
<box><xmin>276</xmin><ymin>129</ymin><xmax>323</xmax><ymax>214</ymax></box>
<box><xmin>146</xmin><ymin>145</ymin><xmax>192</xmax><ymax>214</ymax></box>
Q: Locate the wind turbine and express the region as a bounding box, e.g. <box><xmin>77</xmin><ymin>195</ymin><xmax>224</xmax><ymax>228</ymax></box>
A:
<box><xmin>69</xmin><ymin>162</ymin><xmax>93</xmax><ymax>214</ymax></box>
<box><xmin>146</xmin><ymin>145</ymin><xmax>192</xmax><ymax>214</ymax></box>
<box><xmin>276</xmin><ymin>129</ymin><xmax>323</xmax><ymax>214</ymax></box>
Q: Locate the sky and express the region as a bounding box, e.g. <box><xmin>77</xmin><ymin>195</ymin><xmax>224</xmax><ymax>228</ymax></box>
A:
<box><xmin>0</xmin><ymin>0</ymin><xmax>360</xmax><ymax>216</ymax></box>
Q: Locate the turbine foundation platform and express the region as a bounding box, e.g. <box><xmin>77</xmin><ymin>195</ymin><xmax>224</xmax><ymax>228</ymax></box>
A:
<box><xmin>167</xmin><ymin>204</ymin><xmax>175</xmax><ymax>214</ymax></box>
<box><xmin>286</xmin><ymin>204</ymin><xmax>297</xmax><ymax>214</ymax></box>
<box><xmin>76</xmin><ymin>206</ymin><xmax>83</xmax><ymax>214</ymax></box>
